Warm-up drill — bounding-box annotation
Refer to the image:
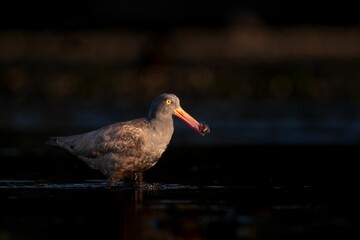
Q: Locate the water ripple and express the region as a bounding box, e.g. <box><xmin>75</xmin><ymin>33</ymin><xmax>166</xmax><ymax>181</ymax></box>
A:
<box><xmin>0</xmin><ymin>180</ymin><xmax>107</xmax><ymax>189</ymax></box>
<box><xmin>0</xmin><ymin>180</ymin><xmax>227</xmax><ymax>190</ymax></box>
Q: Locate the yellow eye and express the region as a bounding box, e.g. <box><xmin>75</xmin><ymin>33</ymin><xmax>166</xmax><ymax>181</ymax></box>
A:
<box><xmin>165</xmin><ymin>99</ymin><xmax>172</xmax><ymax>104</ymax></box>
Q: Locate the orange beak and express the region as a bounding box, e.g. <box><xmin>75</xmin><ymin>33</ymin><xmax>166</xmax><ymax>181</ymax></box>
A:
<box><xmin>174</xmin><ymin>107</ymin><xmax>210</xmax><ymax>136</ymax></box>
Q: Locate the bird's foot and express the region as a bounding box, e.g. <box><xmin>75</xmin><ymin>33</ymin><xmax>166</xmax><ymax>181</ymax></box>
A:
<box><xmin>107</xmin><ymin>173</ymin><xmax>125</xmax><ymax>188</ymax></box>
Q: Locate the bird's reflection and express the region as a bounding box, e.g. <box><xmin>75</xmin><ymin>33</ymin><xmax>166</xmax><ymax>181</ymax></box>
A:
<box><xmin>112</xmin><ymin>186</ymin><xmax>145</xmax><ymax>239</ymax></box>
<box><xmin>135</xmin><ymin>186</ymin><xmax>144</xmax><ymax>212</ymax></box>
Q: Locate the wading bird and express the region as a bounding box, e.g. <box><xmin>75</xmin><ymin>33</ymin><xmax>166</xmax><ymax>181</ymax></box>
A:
<box><xmin>47</xmin><ymin>93</ymin><xmax>210</xmax><ymax>187</ymax></box>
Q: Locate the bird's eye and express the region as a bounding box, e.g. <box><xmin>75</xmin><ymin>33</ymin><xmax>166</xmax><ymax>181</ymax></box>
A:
<box><xmin>165</xmin><ymin>99</ymin><xmax>172</xmax><ymax>104</ymax></box>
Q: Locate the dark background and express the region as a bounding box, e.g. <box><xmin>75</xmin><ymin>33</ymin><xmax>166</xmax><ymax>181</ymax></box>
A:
<box><xmin>1</xmin><ymin>1</ymin><xmax>360</xmax><ymax>29</ymax></box>
<box><xmin>0</xmin><ymin>1</ymin><xmax>359</xmax><ymax>184</ymax></box>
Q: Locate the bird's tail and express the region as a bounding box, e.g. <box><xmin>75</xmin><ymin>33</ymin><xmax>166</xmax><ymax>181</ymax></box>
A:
<box><xmin>45</xmin><ymin>136</ymin><xmax>74</xmax><ymax>152</ymax></box>
<box><xmin>45</xmin><ymin>137</ymin><xmax>60</xmax><ymax>146</ymax></box>
<box><xmin>46</xmin><ymin>133</ymin><xmax>88</xmax><ymax>154</ymax></box>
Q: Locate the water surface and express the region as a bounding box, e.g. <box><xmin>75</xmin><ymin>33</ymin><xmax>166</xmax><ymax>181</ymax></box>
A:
<box><xmin>0</xmin><ymin>178</ymin><xmax>355</xmax><ymax>240</ymax></box>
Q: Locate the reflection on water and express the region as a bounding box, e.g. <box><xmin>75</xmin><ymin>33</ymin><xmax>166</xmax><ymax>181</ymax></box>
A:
<box><xmin>0</xmin><ymin>180</ymin><xmax>107</xmax><ymax>189</ymax></box>
<box><xmin>0</xmin><ymin>180</ymin><xmax>354</xmax><ymax>240</ymax></box>
<box><xmin>0</xmin><ymin>180</ymin><xmax>207</xmax><ymax>190</ymax></box>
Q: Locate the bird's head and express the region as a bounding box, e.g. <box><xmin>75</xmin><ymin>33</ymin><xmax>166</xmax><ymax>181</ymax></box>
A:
<box><xmin>149</xmin><ymin>93</ymin><xmax>210</xmax><ymax>136</ymax></box>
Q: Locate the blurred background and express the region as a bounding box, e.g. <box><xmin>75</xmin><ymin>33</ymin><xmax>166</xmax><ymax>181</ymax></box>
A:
<box><xmin>0</xmin><ymin>2</ymin><xmax>358</xmax><ymax>239</ymax></box>
<box><xmin>0</xmin><ymin>1</ymin><xmax>359</xmax><ymax>182</ymax></box>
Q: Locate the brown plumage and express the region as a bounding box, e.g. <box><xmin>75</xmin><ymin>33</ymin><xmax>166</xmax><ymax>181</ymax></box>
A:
<box><xmin>47</xmin><ymin>93</ymin><xmax>210</xmax><ymax>187</ymax></box>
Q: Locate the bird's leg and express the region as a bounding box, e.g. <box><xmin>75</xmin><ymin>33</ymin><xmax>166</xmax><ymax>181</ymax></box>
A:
<box><xmin>107</xmin><ymin>172</ymin><xmax>124</xmax><ymax>188</ymax></box>
<box><xmin>134</xmin><ymin>172</ymin><xmax>143</xmax><ymax>188</ymax></box>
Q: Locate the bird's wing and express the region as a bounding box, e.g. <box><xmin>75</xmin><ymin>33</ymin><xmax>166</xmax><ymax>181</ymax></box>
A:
<box><xmin>51</xmin><ymin>120</ymin><xmax>148</xmax><ymax>159</ymax></box>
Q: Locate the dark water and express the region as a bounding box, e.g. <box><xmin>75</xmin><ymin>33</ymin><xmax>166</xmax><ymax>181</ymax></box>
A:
<box><xmin>0</xmin><ymin>179</ymin><xmax>355</xmax><ymax>240</ymax></box>
<box><xmin>0</xmin><ymin>144</ymin><xmax>356</xmax><ymax>240</ymax></box>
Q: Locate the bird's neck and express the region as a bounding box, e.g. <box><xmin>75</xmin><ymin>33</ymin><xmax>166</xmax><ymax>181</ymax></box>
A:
<box><xmin>149</xmin><ymin>113</ymin><xmax>174</xmax><ymax>133</ymax></box>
